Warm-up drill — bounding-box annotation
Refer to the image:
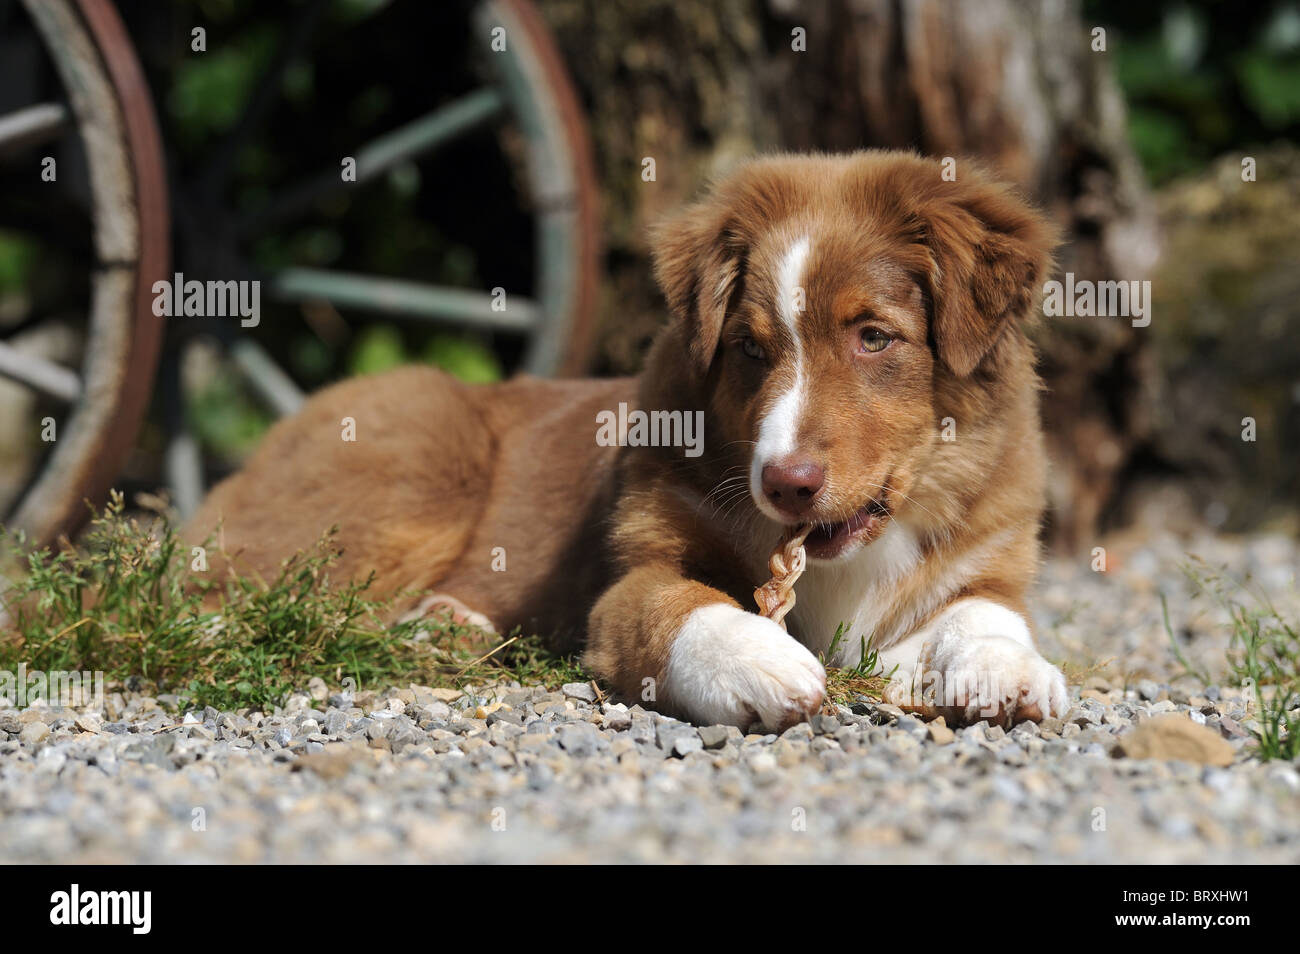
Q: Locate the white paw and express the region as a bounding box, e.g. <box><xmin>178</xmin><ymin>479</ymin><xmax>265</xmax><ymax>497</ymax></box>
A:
<box><xmin>883</xmin><ymin>598</ymin><xmax>1067</xmax><ymax>726</ymax></box>
<box><xmin>663</xmin><ymin>604</ymin><xmax>827</xmax><ymax>731</ymax></box>
<box><xmin>914</xmin><ymin>633</ymin><xmax>1067</xmax><ymax>724</ymax></box>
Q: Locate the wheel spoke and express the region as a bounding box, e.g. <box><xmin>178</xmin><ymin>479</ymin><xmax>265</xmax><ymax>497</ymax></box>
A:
<box><xmin>229</xmin><ymin>338</ymin><xmax>304</xmax><ymax>418</ymax></box>
<box><xmin>267</xmin><ymin>268</ymin><xmax>538</xmax><ymax>331</ymax></box>
<box><xmin>238</xmin><ymin>87</ymin><xmax>504</xmax><ymax>235</ymax></box>
<box><xmin>164</xmin><ymin>429</ymin><xmax>204</xmax><ymax>521</ymax></box>
<box><xmin>0</xmin><ymin>103</ymin><xmax>68</xmax><ymax>156</ymax></box>
<box><xmin>0</xmin><ymin>340</ymin><xmax>80</xmax><ymax>402</ymax></box>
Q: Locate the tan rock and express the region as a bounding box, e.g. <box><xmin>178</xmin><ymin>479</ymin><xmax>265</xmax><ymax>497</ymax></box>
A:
<box><xmin>19</xmin><ymin>722</ymin><xmax>49</xmax><ymax>744</ymax></box>
<box><xmin>293</xmin><ymin>747</ymin><xmax>368</xmax><ymax>780</ymax></box>
<box><xmin>927</xmin><ymin>718</ymin><xmax>956</xmax><ymax>745</ymax></box>
<box><xmin>1113</xmin><ymin>714</ymin><xmax>1234</xmax><ymax>767</ymax></box>
<box><xmin>74</xmin><ymin>714</ymin><xmax>102</xmax><ymax>733</ymax></box>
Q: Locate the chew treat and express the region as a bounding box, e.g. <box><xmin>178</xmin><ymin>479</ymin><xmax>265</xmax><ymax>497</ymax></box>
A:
<box><xmin>753</xmin><ymin>523</ymin><xmax>812</xmax><ymax>629</ymax></box>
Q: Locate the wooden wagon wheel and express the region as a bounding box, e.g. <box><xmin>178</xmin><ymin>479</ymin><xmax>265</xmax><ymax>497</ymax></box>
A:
<box><xmin>164</xmin><ymin>0</ymin><xmax>601</xmax><ymax>515</ymax></box>
<box><xmin>237</xmin><ymin>0</ymin><xmax>600</xmax><ymax>378</ymax></box>
<box><xmin>0</xmin><ymin>0</ymin><xmax>168</xmax><ymax>544</ymax></box>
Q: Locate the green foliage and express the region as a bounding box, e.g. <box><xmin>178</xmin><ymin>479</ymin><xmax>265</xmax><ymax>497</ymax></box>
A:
<box><xmin>1089</xmin><ymin>0</ymin><xmax>1300</xmax><ymax>184</ymax></box>
<box><xmin>1237</xmin><ymin>50</ymin><xmax>1300</xmax><ymax>127</ymax></box>
<box><xmin>0</xmin><ymin>230</ymin><xmax>37</xmax><ymax>295</ymax></box>
<box><xmin>1163</xmin><ymin>559</ymin><xmax>1300</xmax><ymax>761</ymax></box>
<box><xmin>421</xmin><ymin>333</ymin><xmax>504</xmax><ymax>384</ymax></box>
<box><xmin>187</xmin><ymin>367</ymin><xmax>274</xmax><ymax>461</ymax></box>
<box><xmin>347</xmin><ymin>324</ymin><xmax>407</xmax><ymax>376</ymax></box>
<box><xmin>823</xmin><ymin>622</ymin><xmax>892</xmax><ymax>706</ymax></box>
<box><xmin>347</xmin><ymin>324</ymin><xmax>503</xmax><ymax>382</ymax></box>
<box><xmin>168</xmin><ymin>25</ymin><xmax>278</xmax><ymax>146</ymax></box>
<box><xmin>0</xmin><ymin>494</ymin><xmax>579</xmax><ymax>711</ymax></box>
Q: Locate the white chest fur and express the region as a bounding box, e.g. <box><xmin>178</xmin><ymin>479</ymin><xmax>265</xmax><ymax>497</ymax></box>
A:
<box><xmin>789</xmin><ymin>519</ymin><xmax>1015</xmax><ymax>668</ymax></box>
<box><xmin>789</xmin><ymin>520</ymin><xmax>924</xmax><ymax>666</ymax></box>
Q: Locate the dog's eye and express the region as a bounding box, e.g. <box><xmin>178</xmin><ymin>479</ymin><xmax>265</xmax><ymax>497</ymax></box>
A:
<box><xmin>859</xmin><ymin>329</ymin><xmax>892</xmax><ymax>354</ymax></box>
<box><xmin>740</xmin><ymin>336</ymin><xmax>766</xmax><ymax>360</ymax></box>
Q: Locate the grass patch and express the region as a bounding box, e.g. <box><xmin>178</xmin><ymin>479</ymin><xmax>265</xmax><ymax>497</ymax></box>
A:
<box><xmin>1060</xmin><ymin>656</ymin><xmax>1119</xmax><ymax>689</ymax></box>
<box><xmin>1163</xmin><ymin>558</ymin><xmax>1300</xmax><ymax>761</ymax></box>
<box><xmin>0</xmin><ymin>494</ymin><xmax>586</xmax><ymax>711</ymax></box>
<box><xmin>822</xmin><ymin>622</ymin><xmax>890</xmax><ymax>707</ymax></box>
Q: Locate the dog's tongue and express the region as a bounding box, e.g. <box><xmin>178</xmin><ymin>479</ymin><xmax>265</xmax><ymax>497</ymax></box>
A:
<box><xmin>804</xmin><ymin>502</ymin><xmax>888</xmax><ymax>548</ymax></box>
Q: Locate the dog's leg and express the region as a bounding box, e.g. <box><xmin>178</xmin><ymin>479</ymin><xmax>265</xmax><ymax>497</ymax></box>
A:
<box><xmin>877</xmin><ymin>597</ymin><xmax>1068</xmax><ymax>726</ymax></box>
<box><xmin>585</xmin><ymin>566</ymin><xmax>826</xmax><ymax>732</ymax></box>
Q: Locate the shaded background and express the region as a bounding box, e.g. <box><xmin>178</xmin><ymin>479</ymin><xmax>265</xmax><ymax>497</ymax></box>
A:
<box><xmin>1</xmin><ymin>0</ymin><xmax>1298</xmax><ymax>549</ymax></box>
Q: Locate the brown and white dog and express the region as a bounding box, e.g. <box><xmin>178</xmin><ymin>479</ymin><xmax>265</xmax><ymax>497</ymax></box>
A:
<box><xmin>189</xmin><ymin>150</ymin><xmax>1069</xmax><ymax>732</ymax></box>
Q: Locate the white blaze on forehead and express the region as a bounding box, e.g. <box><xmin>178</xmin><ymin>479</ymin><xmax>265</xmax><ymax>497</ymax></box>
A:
<box><xmin>777</xmin><ymin>235</ymin><xmax>811</xmax><ymax>331</ymax></box>
<box><xmin>750</xmin><ymin>235</ymin><xmax>812</xmax><ymax>516</ymax></box>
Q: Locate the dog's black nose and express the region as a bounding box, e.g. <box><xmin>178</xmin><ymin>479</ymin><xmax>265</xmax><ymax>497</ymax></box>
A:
<box><xmin>761</xmin><ymin>459</ymin><xmax>825</xmax><ymax>516</ymax></box>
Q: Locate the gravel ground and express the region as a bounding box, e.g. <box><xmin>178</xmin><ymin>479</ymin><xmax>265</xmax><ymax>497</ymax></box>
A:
<box><xmin>1</xmin><ymin>530</ymin><xmax>1297</xmax><ymax>863</ymax></box>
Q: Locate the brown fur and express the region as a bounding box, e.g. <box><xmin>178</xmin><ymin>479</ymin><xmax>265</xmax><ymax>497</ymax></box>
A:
<box><xmin>190</xmin><ymin>368</ymin><xmax>632</xmax><ymax>650</ymax></box>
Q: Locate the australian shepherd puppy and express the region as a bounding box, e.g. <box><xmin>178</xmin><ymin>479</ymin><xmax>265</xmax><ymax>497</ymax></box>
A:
<box><xmin>189</xmin><ymin>151</ymin><xmax>1069</xmax><ymax>732</ymax></box>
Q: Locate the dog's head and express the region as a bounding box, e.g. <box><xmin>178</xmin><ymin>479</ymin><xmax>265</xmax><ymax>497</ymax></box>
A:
<box><xmin>650</xmin><ymin>151</ymin><xmax>1056</xmax><ymax>560</ymax></box>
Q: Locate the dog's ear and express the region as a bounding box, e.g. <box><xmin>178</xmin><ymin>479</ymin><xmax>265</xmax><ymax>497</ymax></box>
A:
<box><xmin>650</xmin><ymin>201</ymin><xmax>746</xmax><ymax>375</ymax></box>
<box><xmin>919</xmin><ymin>175</ymin><xmax>1056</xmax><ymax>376</ymax></box>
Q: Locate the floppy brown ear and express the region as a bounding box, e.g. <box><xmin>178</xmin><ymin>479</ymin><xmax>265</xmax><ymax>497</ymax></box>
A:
<box><xmin>650</xmin><ymin>201</ymin><xmax>746</xmax><ymax>376</ymax></box>
<box><xmin>921</xmin><ymin>177</ymin><xmax>1057</xmax><ymax>376</ymax></box>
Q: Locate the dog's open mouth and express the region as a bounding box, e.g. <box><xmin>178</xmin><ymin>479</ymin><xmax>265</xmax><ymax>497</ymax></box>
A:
<box><xmin>802</xmin><ymin>498</ymin><xmax>891</xmax><ymax>559</ymax></box>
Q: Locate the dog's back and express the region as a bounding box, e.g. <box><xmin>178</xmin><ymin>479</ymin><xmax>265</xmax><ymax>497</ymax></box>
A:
<box><xmin>187</xmin><ymin>366</ymin><xmax>634</xmax><ymax>645</ymax></box>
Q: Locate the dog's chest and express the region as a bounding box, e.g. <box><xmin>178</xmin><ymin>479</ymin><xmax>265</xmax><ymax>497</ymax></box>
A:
<box><xmin>788</xmin><ymin>521</ymin><xmax>928</xmax><ymax>666</ymax></box>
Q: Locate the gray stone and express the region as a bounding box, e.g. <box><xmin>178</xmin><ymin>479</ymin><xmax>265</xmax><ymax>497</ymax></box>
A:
<box><xmin>698</xmin><ymin>725</ymin><xmax>733</xmax><ymax>749</ymax></box>
<box><xmin>1218</xmin><ymin>716</ymin><xmax>1250</xmax><ymax>739</ymax></box>
<box><xmin>1065</xmin><ymin>706</ymin><xmax>1099</xmax><ymax>727</ymax></box>
<box><xmin>672</xmin><ymin>736</ymin><xmax>704</xmax><ymax>757</ymax></box>
<box><xmin>656</xmin><ymin>721</ymin><xmax>700</xmax><ymax>755</ymax></box>
<box><xmin>811</xmin><ymin>714</ymin><xmax>840</xmax><ymax>735</ymax></box>
<box><xmin>556</xmin><ymin>722</ymin><xmax>603</xmax><ymax>757</ymax></box>
<box><xmin>561</xmin><ymin>682</ymin><xmax>597</xmax><ymax>703</ymax></box>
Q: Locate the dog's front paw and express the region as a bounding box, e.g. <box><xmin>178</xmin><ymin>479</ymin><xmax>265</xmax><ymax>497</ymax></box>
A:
<box><xmin>663</xmin><ymin>604</ymin><xmax>826</xmax><ymax>732</ymax></box>
<box><xmin>884</xmin><ymin>601</ymin><xmax>1068</xmax><ymax>727</ymax></box>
